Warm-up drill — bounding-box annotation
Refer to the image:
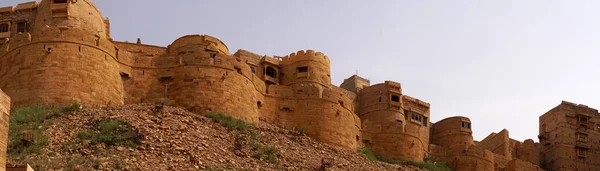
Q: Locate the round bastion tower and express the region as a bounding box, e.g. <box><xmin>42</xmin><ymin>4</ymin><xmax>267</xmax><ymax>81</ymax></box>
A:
<box><xmin>162</xmin><ymin>35</ymin><xmax>265</xmax><ymax>123</ymax></box>
<box><xmin>0</xmin><ymin>0</ymin><xmax>123</xmax><ymax>107</ymax></box>
<box><xmin>431</xmin><ymin>116</ymin><xmax>474</xmax><ymax>151</ymax></box>
<box><xmin>431</xmin><ymin>116</ymin><xmax>494</xmax><ymax>170</ymax></box>
<box><xmin>280</xmin><ymin>50</ymin><xmax>331</xmax><ymax>88</ymax></box>
<box><xmin>265</xmin><ymin>50</ymin><xmax>361</xmax><ymax>149</ymax></box>
<box><xmin>358</xmin><ymin>81</ymin><xmax>430</xmax><ymax>161</ymax></box>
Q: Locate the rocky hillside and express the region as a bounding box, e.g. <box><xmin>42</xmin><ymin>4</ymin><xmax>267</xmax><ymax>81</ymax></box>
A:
<box><xmin>7</xmin><ymin>104</ymin><xmax>427</xmax><ymax>171</ymax></box>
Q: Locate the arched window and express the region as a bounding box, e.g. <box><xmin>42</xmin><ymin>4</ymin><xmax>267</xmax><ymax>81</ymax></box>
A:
<box><xmin>265</xmin><ymin>66</ymin><xmax>277</xmax><ymax>78</ymax></box>
<box><xmin>0</xmin><ymin>23</ymin><xmax>8</xmax><ymax>33</ymax></box>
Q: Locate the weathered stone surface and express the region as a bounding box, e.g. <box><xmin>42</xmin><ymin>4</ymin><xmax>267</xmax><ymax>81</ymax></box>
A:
<box><xmin>0</xmin><ymin>1</ymin><xmax>595</xmax><ymax>171</ymax></box>
<box><xmin>539</xmin><ymin>101</ymin><xmax>600</xmax><ymax>171</ymax></box>
<box><xmin>0</xmin><ymin>89</ymin><xmax>9</xmax><ymax>171</ymax></box>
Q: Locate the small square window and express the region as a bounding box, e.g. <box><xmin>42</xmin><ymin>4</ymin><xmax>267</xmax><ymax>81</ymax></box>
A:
<box><xmin>577</xmin><ymin>148</ymin><xmax>586</xmax><ymax>157</ymax></box>
<box><xmin>0</xmin><ymin>23</ymin><xmax>8</xmax><ymax>33</ymax></box>
<box><xmin>54</xmin><ymin>0</ymin><xmax>69</xmax><ymax>3</ymax></box>
<box><xmin>391</xmin><ymin>95</ymin><xmax>400</xmax><ymax>102</ymax></box>
<box><xmin>577</xmin><ymin>134</ymin><xmax>587</xmax><ymax>142</ymax></box>
<box><xmin>297</xmin><ymin>66</ymin><xmax>308</xmax><ymax>73</ymax></box>
<box><xmin>462</xmin><ymin>122</ymin><xmax>471</xmax><ymax>129</ymax></box>
<box><xmin>17</xmin><ymin>22</ymin><xmax>26</xmax><ymax>33</ymax></box>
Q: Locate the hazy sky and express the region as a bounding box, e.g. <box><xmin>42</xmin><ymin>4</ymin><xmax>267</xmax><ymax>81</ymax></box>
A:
<box><xmin>2</xmin><ymin>0</ymin><xmax>599</xmax><ymax>142</ymax></box>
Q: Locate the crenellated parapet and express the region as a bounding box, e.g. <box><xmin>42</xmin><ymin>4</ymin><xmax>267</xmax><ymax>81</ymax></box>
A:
<box><xmin>281</xmin><ymin>49</ymin><xmax>330</xmax><ymax>66</ymax></box>
<box><xmin>280</xmin><ymin>49</ymin><xmax>331</xmax><ymax>87</ymax></box>
<box><xmin>168</xmin><ymin>34</ymin><xmax>230</xmax><ymax>55</ymax></box>
<box><xmin>0</xmin><ymin>1</ymin><xmax>37</xmax><ymax>14</ymax></box>
<box><xmin>0</xmin><ymin>2</ymin><xmax>562</xmax><ymax>170</ymax></box>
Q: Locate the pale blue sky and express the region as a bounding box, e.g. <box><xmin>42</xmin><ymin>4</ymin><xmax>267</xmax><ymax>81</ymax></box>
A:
<box><xmin>2</xmin><ymin>0</ymin><xmax>599</xmax><ymax>142</ymax></box>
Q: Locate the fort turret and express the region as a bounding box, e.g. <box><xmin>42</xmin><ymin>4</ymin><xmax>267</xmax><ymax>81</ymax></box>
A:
<box><xmin>280</xmin><ymin>50</ymin><xmax>331</xmax><ymax>87</ymax></box>
<box><xmin>431</xmin><ymin>116</ymin><xmax>474</xmax><ymax>151</ymax></box>
<box><xmin>358</xmin><ymin>81</ymin><xmax>430</xmax><ymax>161</ymax></box>
<box><xmin>0</xmin><ymin>0</ymin><xmax>123</xmax><ymax>107</ymax></box>
<box><xmin>155</xmin><ymin>35</ymin><xmax>265</xmax><ymax>123</ymax></box>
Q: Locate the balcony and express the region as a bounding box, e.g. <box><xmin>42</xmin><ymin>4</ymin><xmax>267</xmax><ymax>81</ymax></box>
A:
<box><xmin>51</xmin><ymin>3</ymin><xmax>69</xmax><ymax>18</ymax></box>
<box><xmin>264</xmin><ymin>75</ymin><xmax>277</xmax><ymax>84</ymax></box>
<box><xmin>0</xmin><ymin>32</ymin><xmax>9</xmax><ymax>39</ymax></box>
<box><xmin>577</xmin><ymin>127</ymin><xmax>589</xmax><ymax>134</ymax></box>
<box><xmin>262</xmin><ymin>57</ymin><xmax>281</xmax><ymax>65</ymax></box>
<box><xmin>576</xmin><ymin>142</ymin><xmax>589</xmax><ymax>149</ymax></box>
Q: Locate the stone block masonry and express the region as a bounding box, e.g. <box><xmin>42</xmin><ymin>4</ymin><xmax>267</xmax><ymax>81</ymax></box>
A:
<box><xmin>0</xmin><ymin>89</ymin><xmax>10</xmax><ymax>171</ymax></box>
<box><xmin>0</xmin><ymin>1</ymin><xmax>594</xmax><ymax>171</ymax></box>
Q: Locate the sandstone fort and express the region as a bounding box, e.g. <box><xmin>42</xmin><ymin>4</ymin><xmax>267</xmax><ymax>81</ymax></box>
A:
<box><xmin>0</xmin><ymin>0</ymin><xmax>597</xmax><ymax>170</ymax></box>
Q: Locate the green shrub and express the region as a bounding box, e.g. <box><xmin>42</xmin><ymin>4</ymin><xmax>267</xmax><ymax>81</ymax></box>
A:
<box><xmin>357</xmin><ymin>148</ymin><xmax>378</xmax><ymax>161</ymax></box>
<box><xmin>47</xmin><ymin>101</ymin><xmax>82</xmax><ymax>119</ymax></box>
<box><xmin>60</xmin><ymin>101</ymin><xmax>82</xmax><ymax>113</ymax></box>
<box><xmin>250</xmin><ymin>143</ymin><xmax>279</xmax><ymax>164</ymax></box>
<box><xmin>204</xmin><ymin>113</ymin><xmax>251</xmax><ymax>132</ymax></box>
<box><xmin>406</xmin><ymin>160</ymin><xmax>452</xmax><ymax>171</ymax></box>
<box><xmin>297</xmin><ymin>126</ymin><xmax>306</xmax><ymax>134</ymax></box>
<box><xmin>8</xmin><ymin>103</ymin><xmax>81</xmax><ymax>158</ymax></box>
<box><xmin>377</xmin><ymin>157</ymin><xmax>401</xmax><ymax>164</ymax></box>
<box><xmin>76</xmin><ymin>118</ymin><xmax>142</xmax><ymax>147</ymax></box>
<box><xmin>357</xmin><ymin>148</ymin><xmax>452</xmax><ymax>170</ymax></box>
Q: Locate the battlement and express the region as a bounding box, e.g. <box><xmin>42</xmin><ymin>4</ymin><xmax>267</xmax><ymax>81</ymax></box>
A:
<box><xmin>14</xmin><ymin>1</ymin><xmax>37</xmax><ymax>11</ymax></box>
<box><xmin>0</xmin><ymin>2</ymin><xmax>574</xmax><ymax>170</ymax></box>
<box><xmin>560</xmin><ymin>100</ymin><xmax>598</xmax><ymax>111</ymax></box>
<box><xmin>233</xmin><ymin>49</ymin><xmax>263</xmax><ymax>65</ymax></box>
<box><xmin>403</xmin><ymin>95</ymin><xmax>430</xmax><ymax>108</ymax></box>
<box><xmin>281</xmin><ymin>49</ymin><xmax>330</xmax><ymax>66</ymax></box>
<box><xmin>262</xmin><ymin>56</ymin><xmax>282</xmax><ymax>65</ymax></box>
<box><xmin>0</xmin><ymin>1</ymin><xmax>37</xmax><ymax>14</ymax></box>
<box><xmin>0</xmin><ymin>6</ymin><xmax>13</xmax><ymax>14</ymax></box>
<box><xmin>169</xmin><ymin>34</ymin><xmax>230</xmax><ymax>55</ymax></box>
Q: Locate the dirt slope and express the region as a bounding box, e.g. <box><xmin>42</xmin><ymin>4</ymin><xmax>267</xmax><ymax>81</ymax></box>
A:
<box><xmin>9</xmin><ymin>104</ymin><xmax>424</xmax><ymax>171</ymax></box>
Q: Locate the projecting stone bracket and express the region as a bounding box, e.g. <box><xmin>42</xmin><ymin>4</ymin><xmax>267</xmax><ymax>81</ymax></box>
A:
<box><xmin>51</xmin><ymin>2</ymin><xmax>70</xmax><ymax>18</ymax></box>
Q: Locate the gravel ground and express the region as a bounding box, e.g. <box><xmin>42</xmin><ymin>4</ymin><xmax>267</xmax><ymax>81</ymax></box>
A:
<box><xmin>10</xmin><ymin>104</ymin><xmax>425</xmax><ymax>171</ymax></box>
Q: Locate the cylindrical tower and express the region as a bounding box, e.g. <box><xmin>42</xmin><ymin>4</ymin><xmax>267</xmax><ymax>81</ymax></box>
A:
<box><xmin>0</xmin><ymin>0</ymin><xmax>123</xmax><ymax>107</ymax></box>
<box><xmin>431</xmin><ymin>116</ymin><xmax>474</xmax><ymax>151</ymax></box>
<box><xmin>280</xmin><ymin>50</ymin><xmax>331</xmax><ymax>87</ymax></box>
<box><xmin>358</xmin><ymin>81</ymin><xmax>430</xmax><ymax>161</ymax></box>
<box><xmin>164</xmin><ymin>35</ymin><xmax>264</xmax><ymax>123</ymax></box>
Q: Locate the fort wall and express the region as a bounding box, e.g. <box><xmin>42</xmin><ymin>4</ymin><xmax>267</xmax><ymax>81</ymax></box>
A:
<box><xmin>0</xmin><ymin>0</ymin><xmax>123</xmax><ymax>107</ymax></box>
<box><xmin>479</xmin><ymin>129</ymin><xmax>511</xmax><ymax>158</ymax></box>
<box><xmin>260</xmin><ymin>84</ymin><xmax>361</xmax><ymax>149</ymax></box>
<box><xmin>0</xmin><ymin>89</ymin><xmax>10</xmax><ymax>170</ymax></box>
<box><xmin>0</xmin><ymin>2</ymin><xmax>588</xmax><ymax>171</ymax></box>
